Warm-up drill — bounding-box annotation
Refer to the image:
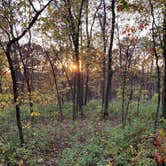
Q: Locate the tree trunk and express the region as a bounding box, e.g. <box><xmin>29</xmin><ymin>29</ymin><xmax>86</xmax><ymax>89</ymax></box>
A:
<box><xmin>73</xmin><ymin>69</ymin><xmax>77</xmax><ymax>120</ymax></box>
<box><xmin>45</xmin><ymin>51</ymin><xmax>63</xmax><ymax>121</ymax></box>
<box><xmin>162</xmin><ymin>3</ymin><xmax>166</xmax><ymax>118</ymax></box>
<box><xmin>103</xmin><ymin>0</ymin><xmax>115</xmax><ymax>118</ymax></box>
<box><xmin>16</xmin><ymin>40</ymin><xmax>34</xmax><ymax>123</ymax></box>
<box><xmin>121</xmin><ymin>71</ymin><xmax>126</xmax><ymax>126</ymax></box>
<box><xmin>124</xmin><ymin>83</ymin><xmax>133</xmax><ymax>126</ymax></box>
<box><xmin>0</xmin><ymin>79</ymin><xmax>2</xmax><ymax>93</ymax></box>
<box><xmin>149</xmin><ymin>0</ymin><xmax>161</xmax><ymax>130</ymax></box>
<box><xmin>64</xmin><ymin>0</ymin><xmax>83</xmax><ymax>119</ymax></box>
<box><xmin>137</xmin><ymin>84</ymin><xmax>142</xmax><ymax>116</ymax></box>
<box><xmin>98</xmin><ymin>0</ymin><xmax>107</xmax><ymax>111</ymax></box>
<box><xmin>5</xmin><ymin>45</ymin><xmax>24</xmax><ymax>146</ymax></box>
<box><xmin>84</xmin><ymin>67</ymin><xmax>89</xmax><ymax>105</ymax></box>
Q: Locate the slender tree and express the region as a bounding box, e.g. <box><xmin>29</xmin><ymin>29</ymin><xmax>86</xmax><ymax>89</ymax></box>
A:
<box><xmin>16</xmin><ymin>32</ymin><xmax>34</xmax><ymax>123</ymax></box>
<box><xmin>45</xmin><ymin>51</ymin><xmax>63</xmax><ymax>121</ymax></box>
<box><xmin>149</xmin><ymin>0</ymin><xmax>161</xmax><ymax>130</ymax></box>
<box><xmin>103</xmin><ymin>0</ymin><xmax>116</xmax><ymax>118</ymax></box>
<box><xmin>64</xmin><ymin>0</ymin><xmax>84</xmax><ymax>120</ymax></box>
<box><xmin>0</xmin><ymin>0</ymin><xmax>54</xmax><ymax>146</ymax></box>
<box><xmin>84</xmin><ymin>0</ymin><xmax>102</xmax><ymax>105</ymax></box>
<box><xmin>98</xmin><ymin>0</ymin><xmax>107</xmax><ymax>111</ymax></box>
<box><xmin>162</xmin><ymin>2</ymin><xmax>166</xmax><ymax>118</ymax></box>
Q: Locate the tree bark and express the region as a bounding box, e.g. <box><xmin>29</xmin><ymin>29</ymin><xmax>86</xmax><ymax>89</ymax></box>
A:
<box><xmin>0</xmin><ymin>79</ymin><xmax>2</xmax><ymax>93</ymax></box>
<box><xmin>84</xmin><ymin>67</ymin><xmax>89</xmax><ymax>105</ymax></box>
<box><xmin>2</xmin><ymin>0</ymin><xmax>54</xmax><ymax>146</ymax></box>
<box><xmin>5</xmin><ymin>45</ymin><xmax>24</xmax><ymax>146</ymax></box>
<box><xmin>98</xmin><ymin>0</ymin><xmax>107</xmax><ymax>111</ymax></box>
<box><xmin>16</xmin><ymin>38</ymin><xmax>34</xmax><ymax>123</ymax></box>
<box><xmin>103</xmin><ymin>0</ymin><xmax>115</xmax><ymax>118</ymax></box>
<box><xmin>45</xmin><ymin>51</ymin><xmax>63</xmax><ymax>121</ymax></box>
<box><xmin>162</xmin><ymin>3</ymin><xmax>166</xmax><ymax>118</ymax></box>
<box><xmin>149</xmin><ymin>0</ymin><xmax>161</xmax><ymax>130</ymax></box>
<box><xmin>65</xmin><ymin>0</ymin><xmax>84</xmax><ymax>119</ymax></box>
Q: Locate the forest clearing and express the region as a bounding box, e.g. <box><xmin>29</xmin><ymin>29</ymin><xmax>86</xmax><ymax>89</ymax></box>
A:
<box><xmin>0</xmin><ymin>0</ymin><xmax>166</xmax><ymax>165</ymax></box>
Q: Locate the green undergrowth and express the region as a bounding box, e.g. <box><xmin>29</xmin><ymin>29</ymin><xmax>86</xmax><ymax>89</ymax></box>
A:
<box><xmin>0</xmin><ymin>100</ymin><xmax>165</xmax><ymax>165</ymax></box>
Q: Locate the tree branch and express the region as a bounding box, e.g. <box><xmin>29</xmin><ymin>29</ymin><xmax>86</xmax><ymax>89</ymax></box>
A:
<box><xmin>7</xmin><ymin>0</ymin><xmax>54</xmax><ymax>48</ymax></box>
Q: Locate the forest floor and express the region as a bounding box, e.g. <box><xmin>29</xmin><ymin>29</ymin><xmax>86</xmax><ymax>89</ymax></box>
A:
<box><xmin>0</xmin><ymin>100</ymin><xmax>166</xmax><ymax>166</ymax></box>
<box><xmin>39</xmin><ymin>111</ymin><xmax>120</xmax><ymax>165</ymax></box>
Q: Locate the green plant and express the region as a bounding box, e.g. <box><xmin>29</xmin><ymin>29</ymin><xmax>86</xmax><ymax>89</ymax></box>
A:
<box><xmin>59</xmin><ymin>143</ymin><xmax>106</xmax><ymax>166</ymax></box>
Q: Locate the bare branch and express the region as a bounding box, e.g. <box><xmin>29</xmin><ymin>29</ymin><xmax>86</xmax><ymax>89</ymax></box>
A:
<box><xmin>7</xmin><ymin>0</ymin><xmax>55</xmax><ymax>48</ymax></box>
<box><xmin>28</xmin><ymin>0</ymin><xmax>38</xmax><ymax>13</ymax></box>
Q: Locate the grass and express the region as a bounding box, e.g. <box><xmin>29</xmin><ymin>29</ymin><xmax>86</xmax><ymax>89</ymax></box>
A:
<box><xmin>0</xmin><ymin>100</ymin><xmax>165</xmax><ymax>165</ymax></box>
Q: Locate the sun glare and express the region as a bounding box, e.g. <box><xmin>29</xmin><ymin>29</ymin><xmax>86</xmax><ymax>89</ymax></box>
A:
<box><xmin>72</xmin><ymin>64</ymin><xmax>77</xmax><ymax>70</ymax></box>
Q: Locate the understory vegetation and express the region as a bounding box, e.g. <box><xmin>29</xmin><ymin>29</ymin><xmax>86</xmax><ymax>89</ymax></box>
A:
<box><xmin>1</xmin><ymin>100</ymin><xmax>166</xmax><ymax>166</ymax></box>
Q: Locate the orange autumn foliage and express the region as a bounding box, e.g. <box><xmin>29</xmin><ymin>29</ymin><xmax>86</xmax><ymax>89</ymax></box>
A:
<box><xmin>117</xmin><ymin>5</ymin><xmax>123</xmax><ymax>12</ymax></box>
<box><xmin>131</xmin><ymin>37</ymin><xmax>137</xmax><ymax>43</ymax></box>
<box><xmin>154</xmin><ymin>152</ymin><xmax>164</xmax><ymax>164</ymax></box>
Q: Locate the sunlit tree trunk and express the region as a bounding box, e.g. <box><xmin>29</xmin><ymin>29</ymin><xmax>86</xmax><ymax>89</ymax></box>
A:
<box><xmin>64</xmin><ymin>0</ymin><xmax>84</xmax><ymax>119</ymax></box>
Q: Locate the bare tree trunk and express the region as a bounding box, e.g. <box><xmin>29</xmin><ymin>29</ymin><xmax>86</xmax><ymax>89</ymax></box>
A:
<box><xmin>45</xmin><ymin>51</ymin><xmax>63</xmax><ymax>121</ymax></box>
<box><xmin>120</xmin><ymin>44</ymin><xmax>129</xmax><ymax>126</ymax></box>
<box><xmin>52</xmin><ymin>46</ymin><xmax>74</xmax><ymax>98</ymax></box>
<box><xmin>73</xmin><ymin>70</ymin><xmax>77</xmax><ymax>120</ymax></box>
<box><xmin>1</xmin><ymin>0</ymin><xmax>54</xmax><ymax>146</ymax></box>
<box><xmin>149</xmin><ymin>0</ymin><xmax>161</xmax><ymax>130</ymax></box>
<box><xmin>103</xmin><ymin>0</ymin><xmax>115</xmax><ymax>118</ymax></box>
<box><xmin>5</xmin><ymin>45</ymin><xmax>24</xmax><ymax>146</ymax></box>
<box><xmin>84</xmin><ymin>67</ymin><xmax>89</xmax><ymax>105</ymax></box>
<box><xmin>84</xmin><ymin>0</ymin><xmax>102</xmax><ymax>105</ymax></box>
<box><xmin>162</xmin><ymin>3</ymin><xmax>166</xmax><ymax>118</ymax></box>
<box><xmin>65</xmin><ymin>0</ymin><xmax>84</xmax><ymax>119</ymax></box>
<box><xmin>124</xmin><ymin>83</ymin><xmax>133</xmax><ymax>126</ymax></box>
<box><xmin>98</xmin><ymin>0</ymin><xmax>107</xmax><ymax>111</ymax></box>
<box><xmin>137</xmin><ymin>84</ymin><xmax>142</xmax><ymax>116</ymax></box>
<box><xmin>80</xmin><ymin>68</ymin><xmax>84</xmax><ymax>110</ymax></box>
<box><xmin>84</xmin><ymin>0</ymin><xmax>90</xmax><ymax>106</ymax></box>
<box><xmin>16</xmin><ymin>33</ymin><xmax>34</xmax><ymax>123</ymax></box>
<box><xmin>0</xmin><ymin>78</ymin><xmax>2</xmax><ymax>93</ymax></box>
<box><xmin>121</xmin><ymin>71</ymin><xmax>126</xmax><ymax>126</ymax></box>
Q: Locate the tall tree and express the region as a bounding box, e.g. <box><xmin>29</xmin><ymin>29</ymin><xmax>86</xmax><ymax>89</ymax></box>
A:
<box><xmin>45</xmin><ymin>51</ymin><xmax>63</xmax><ymax>121</ymax></box>
<box><xmin>84</xmin><ymin>0</ymin><xmax>102</xmax><ymax>105</ymax></box>
<box><xmin>98</xmin><ymin>0</ymin><xmax>107</xmax><ymax>111</ymax></box>
<box><xmin>0</xmin><ymin>0</ymin><xmax>54</xmax><ymax>146</ymax></box>
<box><xmin>103</xmin><ymin>0</ymin><xmax>116</xmax><ymax>118</ymax></box>
<box><xmin>64</xmin><ymin>0</ymin><xmax>84</xmax><ymax>120</ymax></box>
<box><xmin>149</xmin><ymin>0</ymin><xmax>161</xmax><ymax>130</ymax></box>
<box><xmin>162</xmin><ymin>2</ymin><xmax>166</xmax><ymax>119</ymax></box>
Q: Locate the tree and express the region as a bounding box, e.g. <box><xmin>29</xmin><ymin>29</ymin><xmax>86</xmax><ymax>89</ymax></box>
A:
<box><xmin>103</xmin><ymin>0</ymin><xmax>116</xmax><ymax>118</ymax></box>
<box><xmin>84</xmin><ymin>0</ymin><xmax>102</xmax><ymax>105</ymax></box>
<box><xmin>149</xmin><ymin>0</ymin><xmax>161</xmax><ymax>129</ymax></box>
<box><xmin>63</xmin><ymin>0</ymin><xmax>84</xmax><ymax>120</ymax></box>
<box><xmin>98</xmin><ymin>0</ymin><xmax>107</xmax><ymax>111</ymax></box>
<box><xmin>0</xmin><ymin>49</ymin><xmax>7</xmax><ymax>93</ymax></box>
<box><xmin>0</xmin><ymin>0</ymin><xmax>54</xmax><ymax>146</ymax></box>
<box><xmin>45</xmin><ymin>50</ymin><xmax>63</xmax><ymax>121</ymax></box>
<box><xmin>162</xmin><ymin>2</ymin><xmax>166</xmax><ymax>119</ymax></box>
